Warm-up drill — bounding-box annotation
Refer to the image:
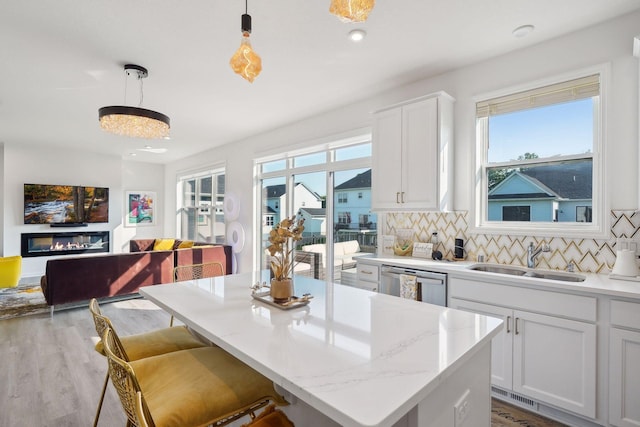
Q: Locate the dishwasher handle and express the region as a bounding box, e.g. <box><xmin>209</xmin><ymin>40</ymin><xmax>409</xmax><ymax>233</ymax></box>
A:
<box><xmin>381</xmin><ymin>266</ymin><xmax>446</xmax><ymax>281</ymax></box>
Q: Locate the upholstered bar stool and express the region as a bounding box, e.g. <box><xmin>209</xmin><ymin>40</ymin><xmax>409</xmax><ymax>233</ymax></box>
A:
<box><xmin>89</xmin><ymin>299</ymin><xmax>208</xmax><ymax>427</ymax></box>
<box><xmin>173</xmin><ymin>261</ymin><xmax>225</xmax><ymax>282</ymax></box>
<box><xmin>102</xmin><ymin>327</ymin><xmax>288</xmax><ymax>427</ymax></box>
<box><xmin>242</xmin><ymin>405</ymin><xmax>295</xmax><ymax>427</ymax></box>
<box><xmin>170</xmin><ymin>261</ymin><xmax>225</xmax><ymax>326</ymax></box>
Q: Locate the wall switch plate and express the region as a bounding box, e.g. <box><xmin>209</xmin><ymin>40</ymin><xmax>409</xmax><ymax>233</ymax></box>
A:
<box><xmin>454</xmin><ymin>389</ymin><xmax>471</xmax><ymax>427</ymax></box>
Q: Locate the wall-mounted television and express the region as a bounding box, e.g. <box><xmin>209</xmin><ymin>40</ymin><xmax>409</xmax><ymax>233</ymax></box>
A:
<box><xmin>24</xmin><ymin>184</ymin><xmax>109</xmax><ymax>224</ymax></box>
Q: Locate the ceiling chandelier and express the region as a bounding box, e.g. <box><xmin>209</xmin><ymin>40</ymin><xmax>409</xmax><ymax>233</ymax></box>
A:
<box><xmin>329</xmin><ymin>0</ymin><xmax>375</xmax><ymax>23</ymax></box>
<box><xmin>98</xmin><ymin>64</ymin><xmax>170</xmax><ymax>139</ymax></box>
<box><xmin>229</xmin><ymin>0</ymin><xmax>262</xmax><ymax>83</ymax></box>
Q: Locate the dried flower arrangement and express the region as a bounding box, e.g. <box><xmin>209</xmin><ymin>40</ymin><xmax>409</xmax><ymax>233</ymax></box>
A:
<box><xmin>267</xmin><ymin>216</ymin><xmax>305</xmax><ymax>281</ymax></box>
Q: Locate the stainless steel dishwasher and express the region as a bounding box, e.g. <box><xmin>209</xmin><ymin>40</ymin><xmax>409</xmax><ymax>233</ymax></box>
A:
<box><xmin>380</xmin><ymin>265</ymin><xmax>447</xmax><ymax>306</ymax></box>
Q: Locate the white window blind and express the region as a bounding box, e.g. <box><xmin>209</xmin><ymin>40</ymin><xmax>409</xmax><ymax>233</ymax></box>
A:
<box><xmin>476</xmin><ymin>74</ymin><xmax>599</xmax><ymax>118</ymax></box>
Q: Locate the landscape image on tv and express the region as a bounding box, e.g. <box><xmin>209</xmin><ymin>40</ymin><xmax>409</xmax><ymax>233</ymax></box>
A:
<box><xmin>24</xmin><ymin>184</ymin><xmax>109</xmax><ymax>224</ymax></box>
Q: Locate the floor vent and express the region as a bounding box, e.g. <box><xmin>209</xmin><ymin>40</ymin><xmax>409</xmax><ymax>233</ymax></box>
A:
<box><xmin>510</xmin><ymin>392</ymin><xmax>537</xmax><ymax>409</ymax></box>
<box><xmin>491</xmin><ymin>387</ymin><xmax>538</xmax><ymax>410</ymax></box>
<box><xmin>491</xmin><ymin>387</ymin><xmax>509</xmax><ymax>398</ymax></box>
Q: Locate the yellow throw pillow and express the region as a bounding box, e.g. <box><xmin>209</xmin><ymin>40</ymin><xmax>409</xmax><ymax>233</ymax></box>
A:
<box><xmin>153</xmin><ymin>239</ymin><xmax>175</xmax><ymax>251</ymax></box>
<box><xmin>177</xmin><ymin>240</ymin><xmax>194</xmax><ymax>249</ymax></box>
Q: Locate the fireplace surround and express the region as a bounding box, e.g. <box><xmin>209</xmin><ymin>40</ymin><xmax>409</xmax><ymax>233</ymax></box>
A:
<box><xmin>21</xmin><ymin>231</ymin><xmax>109</xmax><ymax>258</ymax></box>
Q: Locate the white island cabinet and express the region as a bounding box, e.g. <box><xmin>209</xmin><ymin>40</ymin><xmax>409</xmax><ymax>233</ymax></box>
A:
<box><xmin>449</xmin><ymin>277</ymin><xmax>597</xmax><ymax>419</ymax></box>
<box><xmin>140</xmin><ymin>273</ymin><xmax>502</xmax><ymax>427</ymax></box>
<box><xmin>372</xmin><ymin>92</ymin><xmax>454</xmax><ymax>211</ymax></box>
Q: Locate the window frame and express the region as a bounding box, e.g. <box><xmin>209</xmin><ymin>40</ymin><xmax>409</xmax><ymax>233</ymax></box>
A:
<box><xmin>176</xmin><ymin>165</ymin><xmax>226</xmax><ymax>243</ymax></box>
<box><xmin>254</xmin><ymin>130</ymin><xmax>373</xmax><ymax>274</ymax></box>
<box><xmin>470</xmin><ymin>65</ymin><xmax>609</xmax><ymax>238</ymax></box>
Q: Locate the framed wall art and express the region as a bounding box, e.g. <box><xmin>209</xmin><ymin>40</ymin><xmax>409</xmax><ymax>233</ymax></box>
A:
<box><xmin>125</xmin><ymin>191</ymin><xmax>156</xmax><ymax>226</ymax></box>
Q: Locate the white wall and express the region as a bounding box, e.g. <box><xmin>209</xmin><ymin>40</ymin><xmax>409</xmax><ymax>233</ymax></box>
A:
<box><xmin>164</xmin><ymin>11</ymin><xmax>640</xmax><ymax>274</ymax></box>
<box><xmin>2</xmin><ymin>145</ymin><xmax>164</xmax><ymax>278</ymax></box>
<box><xmin>119</xmin><ymin>160</ymin><xmax>166</xmax><ymax>252</ymax></box>
<box><xmin>0</xmin><ymin>144</ymin><xmax>4</xmax><ymax>254</ymax></box>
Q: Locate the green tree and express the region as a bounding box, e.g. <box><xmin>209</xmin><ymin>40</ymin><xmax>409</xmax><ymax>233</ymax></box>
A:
<box><xmin>488</xmin><ymin>152</ymin><xmax>539</xmax><ymax>190</ymax></box>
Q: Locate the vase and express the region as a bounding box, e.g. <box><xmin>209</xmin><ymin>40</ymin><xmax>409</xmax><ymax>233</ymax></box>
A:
<box><xmin>270</xmin><ymin>278</ymin><xmax>293</xmax><ymax>303</ymax></box>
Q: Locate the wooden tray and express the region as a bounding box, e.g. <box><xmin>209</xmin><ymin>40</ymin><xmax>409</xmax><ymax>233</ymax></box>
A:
<box><xmin>252</xmin><ymin>291</ymin><xmax>312</xmax><ymax>310</ymax></box>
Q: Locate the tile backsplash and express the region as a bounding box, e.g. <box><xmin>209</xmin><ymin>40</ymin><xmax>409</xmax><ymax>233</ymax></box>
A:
<box><xmin>384</xmin><ymin>210</ymin><xmax>640</xmax><ymax>273</ymax></box>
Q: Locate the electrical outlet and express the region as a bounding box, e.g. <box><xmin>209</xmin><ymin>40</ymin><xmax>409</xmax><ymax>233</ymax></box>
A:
<box><xmin>453</xmin><ymin>389</ymin><xmax>471</xmax><ymax>427</ymax></box>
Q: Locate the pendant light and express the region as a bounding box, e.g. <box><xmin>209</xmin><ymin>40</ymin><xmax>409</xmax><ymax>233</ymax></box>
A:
<box><xmin>98</xmin><ymin>64</ymin><xmax>170</xmax><ymax>139</ymax></box>
<box><xmin>229</xmin><ymin>0</ymin><xmax>262</xmax><ymax>83</ymax></box>
<box><xmin>329</xmin><ymin>0</ymin><xmax>375</xmax><ymax>23</ymax></box>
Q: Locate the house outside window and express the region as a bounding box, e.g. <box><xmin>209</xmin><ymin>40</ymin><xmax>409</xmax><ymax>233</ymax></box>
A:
<box><xmin>473</xmin><ymin>69</ymin><xmax>605</xmax><ymax>237</ymax></box>
<box><xmin>338</xmin><ymin>193</ymin><xmax>348</xmax><ymax>203</ymax></box>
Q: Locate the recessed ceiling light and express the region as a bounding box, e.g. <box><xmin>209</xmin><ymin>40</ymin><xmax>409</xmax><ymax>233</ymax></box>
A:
<box><xmin>512</xmin><ymin>25</ymin><xmax>534</xmax><ymax>38</ymax></box>
<box><xmin>349</xmin><ymin>29</ymin><xmax>366</xmax><ymax>42</ymax></box>
<box><xmin>137</xmin><ymin>147</ymin><xmax>168</xmax><ymax>154</ymax></box>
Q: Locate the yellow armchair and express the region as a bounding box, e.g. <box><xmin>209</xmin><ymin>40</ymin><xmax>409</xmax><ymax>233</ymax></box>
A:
<box><xmin>0</xmin><ymin>255</ymin><xmax>22</xmax><ymax>288</ymax></box>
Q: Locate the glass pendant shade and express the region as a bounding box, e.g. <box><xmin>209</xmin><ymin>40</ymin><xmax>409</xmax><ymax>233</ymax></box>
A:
<box><xmin>329</xmin><ymin>0</ymin><xmax>375</xmax><ymax>22</ymax></box>
<box><xmin>99</xmin><ymin>106</ymin><xmax>170</xmax><ymax>139</ymax></box>
<box><xmin>230</xmin><ymin>32</ymin><xmax>262</xmax><ymax>83</ymax></box>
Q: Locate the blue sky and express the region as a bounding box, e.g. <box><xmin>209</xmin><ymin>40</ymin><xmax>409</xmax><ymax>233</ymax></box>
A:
<box><xmin>488</xmin><ymin>98</ymin><xmax>593</xmax><ymax>163</ymax></box>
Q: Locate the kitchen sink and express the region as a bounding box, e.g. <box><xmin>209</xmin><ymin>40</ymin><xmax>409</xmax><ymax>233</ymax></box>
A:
<box><xmin>467</xmin><ymin>263</ymin><xmax>586</xmax><ymax>282</ymax></box>
<box><xmin>468</xmin><ymin>264</ymin><xmax>528</xmax><ymax>276</ymax></box>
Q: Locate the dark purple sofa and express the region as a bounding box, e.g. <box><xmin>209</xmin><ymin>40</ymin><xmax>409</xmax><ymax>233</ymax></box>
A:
<box><xmin>41</xmin><ymin>250</ymin><xmax>175</xmax><ymax>308</ymax></box>
<box><xmin>40</xmin><ymin>239</ymin><xmax>232</xmax><ymax>312</ymax></box>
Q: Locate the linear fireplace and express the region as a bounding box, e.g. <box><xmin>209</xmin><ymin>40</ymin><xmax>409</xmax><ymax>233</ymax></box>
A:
<box><xmin>21</xmin><ymin>231</ymin><xmax>110</xmax><ymax>258</ymax></box>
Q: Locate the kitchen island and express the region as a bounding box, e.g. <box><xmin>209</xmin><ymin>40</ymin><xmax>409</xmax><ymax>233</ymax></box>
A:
<box><xmin>140</xmin><ymin>272</ymin><xmax>502</xmax><ymax>427</ymax></box>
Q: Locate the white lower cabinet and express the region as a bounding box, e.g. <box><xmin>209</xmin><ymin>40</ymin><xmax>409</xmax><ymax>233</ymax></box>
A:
<box><xmin>512</xmin><ymin>310</ymin><xmax>596</xmax><ymax>418</ymax></box>
<box><xmin>448</xmin><ymin>299</ymin><xmax>513</xmax><ymax>390</ymax></box>
<box><xmin>609</xmin><ymin>300</ymin><xmax>640</xmax><ymax>427</ymax></box>
<box><xmin>355</xmin><ymin>262</ymin><xmax>379</xmax><ymax>292</ymax></box>
<box><xmin>449</xmin><ymin>277</ymin><xmax>597</xmax><ymax>419</ymax></box>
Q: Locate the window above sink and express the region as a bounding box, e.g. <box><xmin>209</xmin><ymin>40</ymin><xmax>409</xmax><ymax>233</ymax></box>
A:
<box><xmin>470</xmin><ymin>65</ymin><xmax>609</xmax><ymax>238</ymax></box>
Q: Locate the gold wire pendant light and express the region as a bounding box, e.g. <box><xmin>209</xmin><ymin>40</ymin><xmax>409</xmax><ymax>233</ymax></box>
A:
<box><xmin>329</xmin><ymin>0</ymin><xmax>375</xmax><ymax>22</ymax></box>
<box><xmin>98</xmin><ymin>64</ymin><xmax>170</xmax><ymax>139</ymax></box>
<box><xmin>229</xmin><ymin>1</ymin><xmax>262</xmax><ymax>83</ymax></box>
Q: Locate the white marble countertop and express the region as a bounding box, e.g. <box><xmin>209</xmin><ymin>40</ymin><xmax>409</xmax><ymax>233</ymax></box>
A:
<box><xmin>357</xmin><ymin>255</ymin><xmax>640</xmax><ymax>300</ymax></box>
<box><xmin>140</xmin><ymin>272</ymin><xmax>502</xmax><ymax>427</ymax></box>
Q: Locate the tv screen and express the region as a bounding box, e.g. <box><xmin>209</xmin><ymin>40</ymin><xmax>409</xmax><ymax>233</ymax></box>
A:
<box><xmin>24</xmin><ymin>184</ymin><xmax>109</xmax><ymax>224</ymax></box>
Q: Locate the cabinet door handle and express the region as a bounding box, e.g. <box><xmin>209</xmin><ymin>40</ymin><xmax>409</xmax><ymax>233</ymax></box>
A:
<box><xmin>361</xmin><ymin>270</ymin><xmax>373</xmax><ymax>275</ymax></box>
<box><xmin>396</xmin><ymin>192</ymin><xmax>400</xmax><ymax>204</ymax></box>
<box><xmin>506</xmin><ymin>316</ymin><xmax>511</xmax><ymax>334</ymax></box>
<box><xmin>515</xmin><ymin>317</ymin><xmax>520</xmax><ymax>335</ymax></box>
<box><xmin>401</xmin><ymin>192</ymin><xmax>405</xmax><ymax>203</ymax></box>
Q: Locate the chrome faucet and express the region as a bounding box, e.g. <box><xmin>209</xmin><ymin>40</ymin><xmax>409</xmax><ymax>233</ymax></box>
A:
<box><xmin>527</xmin><ymin>242</ymin><xmax>550</xmax><ymax>268</ymax></box>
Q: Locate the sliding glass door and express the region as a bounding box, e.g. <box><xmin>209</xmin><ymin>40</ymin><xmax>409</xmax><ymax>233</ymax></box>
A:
<box><xmin>256</xmin><ymin>137</ymin><xmax>375</xmax><ymax>283</ymax></box>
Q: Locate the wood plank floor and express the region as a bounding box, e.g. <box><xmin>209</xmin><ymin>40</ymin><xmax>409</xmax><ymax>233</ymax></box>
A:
<box><xmin>0</xmin><ymin>298</ymin><xmax>167</xmax><ymax>427</ymax></box>
<box><xmin>0</xmin><ymin>299</ymin><xmax>566</xmax><ymax>427</ymax></box>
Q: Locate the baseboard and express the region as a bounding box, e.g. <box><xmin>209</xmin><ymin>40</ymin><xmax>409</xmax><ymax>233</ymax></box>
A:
<box><xmin>491</xmin><ymin>387</ymin><xmax>604</xmax><ymax>427</ymax></box>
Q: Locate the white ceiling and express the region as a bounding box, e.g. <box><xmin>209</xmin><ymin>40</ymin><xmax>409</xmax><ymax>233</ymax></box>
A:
<box><xmin>1</xmin><ymin>0</ymin><xmax>639</xmax><ymax>164</ymax></box>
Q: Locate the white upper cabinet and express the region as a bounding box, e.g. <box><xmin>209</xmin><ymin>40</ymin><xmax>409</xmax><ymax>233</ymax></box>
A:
<box><xmin>371</xmin><ymin>92</ymin><xmax>454</xmax><ymax>211</ymax></box>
